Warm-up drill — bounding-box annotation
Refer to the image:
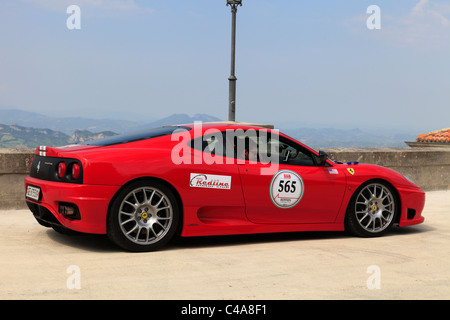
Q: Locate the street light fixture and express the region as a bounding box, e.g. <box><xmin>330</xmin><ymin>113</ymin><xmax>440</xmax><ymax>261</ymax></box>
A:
<box><xmin>226</xmin><ymin>0</ymin><xmax>242</xmax><ymax>122</ymax></box>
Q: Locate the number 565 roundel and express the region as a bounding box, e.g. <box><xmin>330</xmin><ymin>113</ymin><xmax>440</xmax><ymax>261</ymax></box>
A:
<box><xmin>24</xmin><ymin>123</ymin><xmax>425</xmax><ymax>251</ymax></box>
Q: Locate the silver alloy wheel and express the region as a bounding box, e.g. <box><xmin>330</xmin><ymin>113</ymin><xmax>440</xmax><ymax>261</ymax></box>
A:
<box><xmin>354</xmin><ymin>183</ymin><xmax>395</xmax><ymax>233</ymax></box>
<box><xmin>118</xmin><ymin>187</ymin><xmax>173</xmax><ymax>245</ymax></box>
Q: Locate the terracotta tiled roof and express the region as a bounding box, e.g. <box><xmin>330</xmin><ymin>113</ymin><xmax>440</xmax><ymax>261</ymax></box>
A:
<box><xmin>417</xmin><ymin>128</ymin><xmax>450</xmax><ymax>143</ymax></box>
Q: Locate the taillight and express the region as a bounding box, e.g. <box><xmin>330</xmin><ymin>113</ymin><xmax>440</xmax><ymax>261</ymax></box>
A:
<box><xmin>58</xmin><ymin>162</ymin><xmax>66</xmax><ymax>178</ymax></box>
<box><xmin>72</xmin><ymin>163</ymin><xmax>81</xmax><ymax>180</ymax></box>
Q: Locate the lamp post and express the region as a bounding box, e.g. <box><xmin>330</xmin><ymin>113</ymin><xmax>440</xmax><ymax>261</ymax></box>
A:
<box><xmin>227</xmin><ymin>0</ymin><xmax>242</xmax><ymax>122</ymax></box>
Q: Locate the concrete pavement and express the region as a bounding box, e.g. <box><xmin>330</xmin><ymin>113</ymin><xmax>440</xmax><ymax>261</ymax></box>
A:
<box><xmin>0</xmin><ymin>190</ymin><xmax>449</xmax><ymax>300</ymax></box>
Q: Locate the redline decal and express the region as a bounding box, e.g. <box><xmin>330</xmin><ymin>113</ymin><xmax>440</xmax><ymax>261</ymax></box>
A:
<box><xmin>189</xmin><ymin>173</ymin><xmax>231</xmax><ymax>190</ymax></box>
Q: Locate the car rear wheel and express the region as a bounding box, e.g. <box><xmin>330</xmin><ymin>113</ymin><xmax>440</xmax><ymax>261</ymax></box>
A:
<box><xmin>345</xmin><ymin>181</ymin><xmax>397</xmax><ymax>237</ymax></box>
<box><xmin>107</xmin><ymin>181</ymin><xmax>179</xmax><ymax>252</ymax></box>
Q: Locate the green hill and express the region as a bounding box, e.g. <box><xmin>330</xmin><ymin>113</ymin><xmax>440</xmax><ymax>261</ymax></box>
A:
<box><xmin>0</xmin><ymin>124</ymin><xmax>117</xmax><ymax>148</ymax></box>
<box><xmin>0</xmin><ymin>124</ymin><xmax>70</xmax><ymax>148</ymax></box>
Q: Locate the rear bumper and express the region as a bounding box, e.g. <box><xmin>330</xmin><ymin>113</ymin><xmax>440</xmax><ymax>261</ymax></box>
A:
<box><xmin>25</xmin><ymin>176</ymin><xmax>120</xmax><ymax>234</ymax></box>
<box><xmin>397</xmin><ymin>185</ymin><xmax>426</xmax><ymax>227</ymax></box>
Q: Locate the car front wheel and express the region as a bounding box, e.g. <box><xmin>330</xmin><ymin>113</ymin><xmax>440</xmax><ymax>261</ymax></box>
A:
<box><xmin>345</xmin><ymin>180</ymin><xmax>398</xmax><ymax>237</ymax></box>
<box><xmin>107</xmin><ymin>181</ymin><xmax>180</xmax><ymax>252</ymax></box>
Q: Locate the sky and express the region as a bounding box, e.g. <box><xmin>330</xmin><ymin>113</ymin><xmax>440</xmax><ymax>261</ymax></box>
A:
<box><xmin>0</xmin><ymin>0</ymin><xmax>449</xmax><ymax>134</ymax></box>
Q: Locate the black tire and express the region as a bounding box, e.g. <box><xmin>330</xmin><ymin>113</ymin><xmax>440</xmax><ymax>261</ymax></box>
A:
<box><xmin>107</xmin><ymin>180</ymin><xmax>180</xmax><ymax>252</ymax></box>
<box><xmin>345</xmin><ymin>180</ymin><xmax>398</xmax><ymax>237</ymax></box>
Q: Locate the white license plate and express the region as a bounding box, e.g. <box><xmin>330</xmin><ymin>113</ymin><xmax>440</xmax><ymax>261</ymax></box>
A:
<box><xmin>26</xmin><ymin>186</ymin><xmax>41</xmax><ymax>201</ymax></box>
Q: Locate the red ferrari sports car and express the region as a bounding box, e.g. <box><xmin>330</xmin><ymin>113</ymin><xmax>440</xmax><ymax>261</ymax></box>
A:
<box><xmin>24</xmin><ymin>122</ymin><xmax>425</xmax><ymax>251</ymax></box>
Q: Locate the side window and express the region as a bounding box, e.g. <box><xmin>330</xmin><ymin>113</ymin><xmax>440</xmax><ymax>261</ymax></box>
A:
<box><xmin>233</xmin><ymin>134</ymin><xmax>258</xmax><ymax>161</ymax></box>
<box><xmin>190</xmin><ymin>130</ymin><xmax>317</xmax><ymax>166</ymax></box>
<box><xmin>233</xmin><ymin>131</ymin><xmax>316</xmax><ymax>166</ymax></box>
<box><xmin>191</xmin><ymin>130</ymin><xmax>260</xmax><ymax>160</ymax></box>
<box><xmin>203</xmin><ymin>135</ymin><xmax>221</xmax><ymax>155</ymax></box>
<box><xmin>190</xmin><ymin>132</ymin><xmax>226</xmax><ymax>156</ymax></box>
<box><xmin>277</xmin><ymin>139</ymin><xmax>315</xmax><ymax>166</ymax></box>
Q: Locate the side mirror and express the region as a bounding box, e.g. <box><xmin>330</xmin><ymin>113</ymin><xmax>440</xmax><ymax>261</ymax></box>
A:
<box><xmin>316</xmin><ymin>150</ymin><xmax>328</xmax><ymax>166</ymax></box>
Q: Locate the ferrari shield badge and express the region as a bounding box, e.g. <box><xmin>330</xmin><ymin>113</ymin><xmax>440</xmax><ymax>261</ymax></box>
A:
<box><xmin>347</xmin><ymin>168</ymin><xmax>355</xmax><ymax>175</ymax></box>
<box><xmin>270</xmin><ymin>170</ymin><xmax>304</xmax><ymax>209</ymax></box>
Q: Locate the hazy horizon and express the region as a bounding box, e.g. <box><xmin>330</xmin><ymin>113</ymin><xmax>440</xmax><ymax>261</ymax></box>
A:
<box><xmin>0</xmin><ymin>105</ymin><xmax>421</xmax><ymax>137</ymax></box>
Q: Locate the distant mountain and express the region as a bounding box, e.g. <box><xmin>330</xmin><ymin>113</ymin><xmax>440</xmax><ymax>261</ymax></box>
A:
<box><xmin>134</xmin><ymin>113</ymin><xmax>222</xmax><ymax>131</ymax></box>
<box><xmin>70</xmin><ymin>130</ymin><xmax>118</xmax><ymax>144</ymax></box>
<box><xmin>0</xmin><ymin>108</ymin><xmax>144</xmax><ymax>135</ymax></box>
<box><xmin>0</xmin><ymin>108</ymin><xmax>222</xmax><ymax>135</ymax></box>
<box><xmin>0</xmin><ymin>123</ymin><xmax>118</xmax><ymax>148</ymax></box>
<box><xmin>0</xmin><ymin>124</ymin><xmax>70</xmax><ymax>148</ymax></box>
<box><xmin>0</xmin><ymin>108</ymin><xmax>223</xmax><ymax>148</ymax></box>
<box><xmin>0</xmin><ymin>108</ymin><xmax>415</xmax><ymax>148</ymax></box>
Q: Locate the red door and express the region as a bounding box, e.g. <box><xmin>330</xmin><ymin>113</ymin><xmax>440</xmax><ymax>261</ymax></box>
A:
<box><xmin>237</xmin><ymin>134</ymin><xmax>347</xmax><ymax>224</ymax></box>
<box><xmin>239</xmin><ymin>163</ymin><xmax>346</xmax><ymax>224</ymax></box>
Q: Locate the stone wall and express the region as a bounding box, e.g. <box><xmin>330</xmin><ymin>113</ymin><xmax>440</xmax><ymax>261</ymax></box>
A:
<box><xmin>324</xmin><ymin>147</ymin><xmax>450</xmax><ymax>191</ymax></box>
<box><xmin>0</xmin><ymin>149</ymin><xmax>33</xmax><ymax>209</ymax></box>
<box><xmin>1</xmin><ymin>147</ymin><xmax>449</xmax><ymax>209</ymax></box>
